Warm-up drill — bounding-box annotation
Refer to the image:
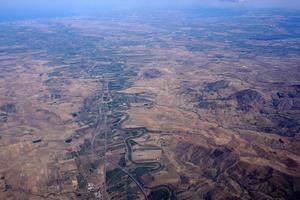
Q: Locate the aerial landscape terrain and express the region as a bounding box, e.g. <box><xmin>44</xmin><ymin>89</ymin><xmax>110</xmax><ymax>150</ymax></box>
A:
<box><xmin>0</xmin><ymin>1</ymin><xmax>300</xmax><ymax>200</ymax></box>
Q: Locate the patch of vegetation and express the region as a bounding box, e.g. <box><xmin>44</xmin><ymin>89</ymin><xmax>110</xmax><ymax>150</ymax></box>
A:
<box><xmin>118</xmin><ymin>154</ymin><xmax>126</xmax><ymax>167</ymax></box>
<box><xmin>0</xmin><ymin>104</ymin><xmax>16</xmax><ymax>113</ymax></box>
<box><xmin>132</xmin><ymin>166</ymin><xmax>153</xmax><ymax>180</ymax></box>
<box><xmin>125</xmin><ymin>128</ymin><xmax>147</xmax><ymax>137</ymax></box>
<box><xmin>148</xmin><ymin>187</ymin><xmax>171</xmax><ymax>200</ymax></box>
<box><xmin>106</xmin><ymin>168</ymin><xmax>124</xmax><ymax>183</ymax></box>
<box><xmin>130</xmin><ymin>140</ymin><xmax>139</xmax><ymax>146</ymax></box>
<box><xmin>77</xmin><ymin>139</ymin><xmax>92</xmax><ymax>156</ymax></box>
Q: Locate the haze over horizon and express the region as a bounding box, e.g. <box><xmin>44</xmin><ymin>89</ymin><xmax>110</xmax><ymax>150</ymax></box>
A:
<box><xmin>1</xmin><ymin>0</ymin><xmax>300</xmax><ymax>21</ymax></box>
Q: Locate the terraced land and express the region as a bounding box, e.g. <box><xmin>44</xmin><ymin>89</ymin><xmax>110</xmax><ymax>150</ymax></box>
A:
<box><xmin>0</xmin><ymin>10</ymin><xmax>300</xmax><ymax>200</ymax></box>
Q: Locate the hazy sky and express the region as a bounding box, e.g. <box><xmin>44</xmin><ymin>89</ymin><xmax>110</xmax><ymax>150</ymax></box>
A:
<box><xmin>1</xmin><ymin>0</ymin><xmax>299</xmax><ymax>20</ymax></box>
<box><xmin>2</xmin><ymin>0</ymin><xmax>300</xmax><ymax>9</ymax></box>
